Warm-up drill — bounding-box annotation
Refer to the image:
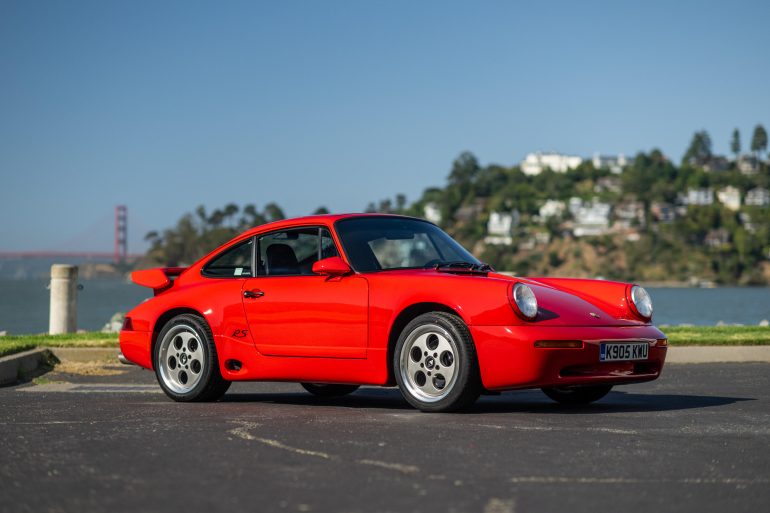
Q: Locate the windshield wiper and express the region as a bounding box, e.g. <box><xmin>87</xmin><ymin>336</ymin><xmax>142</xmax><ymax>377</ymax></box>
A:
<box><xmin>432</xmin><ymin>261</ymin><xmax>493</xmax><ymax>272</ymax></box>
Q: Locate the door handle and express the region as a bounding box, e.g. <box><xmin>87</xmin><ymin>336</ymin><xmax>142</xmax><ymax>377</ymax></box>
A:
<box><xmin>243</xmin><ymin>289</ymin><xmax>265</xmax><ymax>299</ymax></box>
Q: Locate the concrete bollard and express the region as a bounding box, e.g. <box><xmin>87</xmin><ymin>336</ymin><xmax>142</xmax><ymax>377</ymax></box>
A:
<box><xmin>49</xmin><ymin>264</ymin><xmax>78</xmax><ymax>334</ymax></box>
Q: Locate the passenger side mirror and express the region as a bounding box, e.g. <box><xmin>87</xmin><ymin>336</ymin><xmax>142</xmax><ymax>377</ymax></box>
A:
<box><xmin>312</xmin><ymin>256</ymin><xmax>352</xmax><ymax>277</ymax></box>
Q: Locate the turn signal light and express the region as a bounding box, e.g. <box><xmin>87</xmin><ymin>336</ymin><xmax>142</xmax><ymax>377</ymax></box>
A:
<box><xmin>656</xmin><ymin>338</ymin><xmax>668</xmax><ymax>347</ymax></box>
<box><xmin>534</xmin><ymin>340</ymin><xmax>583</xmax><ymax>349</ymax></box>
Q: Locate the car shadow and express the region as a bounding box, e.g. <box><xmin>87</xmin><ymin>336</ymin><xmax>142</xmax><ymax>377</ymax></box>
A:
<box><xmin>221</xmin><ymin>387</ymin><xmax>754</xmax><ymax>414</ymax></box>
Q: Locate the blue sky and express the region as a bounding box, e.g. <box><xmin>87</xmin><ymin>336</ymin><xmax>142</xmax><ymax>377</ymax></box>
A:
<box><xmin>1</xmin><ymin>0</ymin><xmax>768</xmax><ymax>252</ymax></box>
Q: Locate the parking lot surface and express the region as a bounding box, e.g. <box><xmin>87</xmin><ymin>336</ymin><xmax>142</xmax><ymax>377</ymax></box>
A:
<box><xmin>1</xmin><ymin>363</ymin><xmax>769</xmax><ymax>513</ymax></box>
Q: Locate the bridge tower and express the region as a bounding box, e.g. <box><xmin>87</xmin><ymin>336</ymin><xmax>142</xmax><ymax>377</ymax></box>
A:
<box><xmin>115</xmin><ymin>205</ymin><xmax>127</xmax><ymax>264</ymax></box>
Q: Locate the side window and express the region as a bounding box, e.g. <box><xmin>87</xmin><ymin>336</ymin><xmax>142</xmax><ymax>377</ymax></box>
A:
<box><xmin>258</xmin><ymin>227</ymin><xmax>341</xmax><ymax>276</ymax></box>
<box><xmin>321</xmin><ymin>229</ymin><xmax>340</xmax><ymax>259</ymax></box>
<box><xmin>202</xmin><ymin>239</ymin><xmax>253</xmax><ymax>278</ymax></box>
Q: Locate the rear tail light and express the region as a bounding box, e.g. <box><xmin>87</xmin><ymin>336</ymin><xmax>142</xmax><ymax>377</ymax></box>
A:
<box><xmin>121</xmin><ymin>316</ymin><xmax>134</xmax><ymax>331</ymax></box>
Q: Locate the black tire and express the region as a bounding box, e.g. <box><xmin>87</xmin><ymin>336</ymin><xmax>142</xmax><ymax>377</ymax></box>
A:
<box><xmin>541</xmin><ymin>385</ymin><xmax>613</xmax><ymax>405</ymax></box>
<box><xmin>153</xmin><ymin>314</ymin><xmax>231</xmax><ymax>402</ymax></box>
<box><xmin>393</xmin><ymin>312</ymin><xmax>481</xmax><ymax>412</ymax></box>
<box><xmin>301</xmin><ymin>383</ymin><xmax>360</xmax><ymax>397</ymax></box>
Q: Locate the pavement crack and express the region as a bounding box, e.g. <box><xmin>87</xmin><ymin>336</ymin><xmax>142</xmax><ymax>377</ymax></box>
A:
<box><xmin>356</xmin><ymin>459</ymin><xmax>420</xmax><ymax>475</ymax></box>
<box><xmin>229</xmin><ymin>422</ymin><xmax>422</xmax><ymax>475</ymax></box>
<box><xmin>228</xmin><ymin>422</ymin><xmax>334</xmax><ymax>460</ymax></box>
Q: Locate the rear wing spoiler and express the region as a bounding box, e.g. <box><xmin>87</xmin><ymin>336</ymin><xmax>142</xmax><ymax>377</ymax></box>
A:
<box><xmin>131</xmin><ymin>267</ymin><xmax>187</xmax><ymax>294</ymax></box>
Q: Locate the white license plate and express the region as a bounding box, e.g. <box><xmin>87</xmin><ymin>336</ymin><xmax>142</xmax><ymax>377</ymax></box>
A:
<box><xmin>599</xmin><ymin>342</ymin><xmax>648</xmax><ymax>362</ymax></box>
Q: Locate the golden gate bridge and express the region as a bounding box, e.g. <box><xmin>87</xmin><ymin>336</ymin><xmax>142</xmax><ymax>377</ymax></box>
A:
<box><xmin>0</xmin><ymin>206</ymin><xmax>143</xmax><ymax>264</ymax></box>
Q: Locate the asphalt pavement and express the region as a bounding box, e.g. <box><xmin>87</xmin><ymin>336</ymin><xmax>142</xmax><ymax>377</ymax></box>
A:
<box><xmin>1</xmin><ymin>363</ymin><xmax>769</xmax><ymax>513</ymax></box>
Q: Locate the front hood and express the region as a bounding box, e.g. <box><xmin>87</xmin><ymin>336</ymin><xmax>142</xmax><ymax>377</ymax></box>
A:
<box><xmin>525</xmin><ymin>282</ymin><xmax>642</xmax><ymax>327</ymax></box>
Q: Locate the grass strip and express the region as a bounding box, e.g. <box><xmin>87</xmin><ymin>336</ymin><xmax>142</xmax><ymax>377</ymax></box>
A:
<box><xmin>661</xmin><ymin>326</ymin><xmax>770</xmax><ymax>346</ymax></box>
<box><xmin>0</xmin><ymin>332</ymin><xmax>118</xmax><ymax>358</ymax></box>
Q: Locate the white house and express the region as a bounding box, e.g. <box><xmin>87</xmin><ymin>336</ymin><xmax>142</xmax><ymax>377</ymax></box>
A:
<box><xmin>746</xmin><ymin>187</ymin><xmax>770</xmax><ymax>207</ymax></box>
<box><xmin>423</xmin><ymin>202</ymin><xmax>442</xmax><ymax>224</ymax></box>
<box><xmin>568</xmin><ymin>197</ymin><xmax>583</xmax><ymax>216</ymax></box>
<box><xmin>572</xmin><ymin>198</ymin><xmax>612</xmax><ymax>237</ymax></box>
<box><xmin>737</xmin><ymin>155</ymin><xmax>760</xmax><ymax>175</ymax></box>
<box><xmin>538</xmin><ymin>200</ymin><xmax>566</xmax><ymax>222</ymax></box>
<box><xmin>484</xmin><ymin>211</ymin><xmax>519</xmax><ymax>245</ymax></box>
<box><xmin>520</xmin><ymin>152</ymin><xmax>583</xmax><ymax>176</ymax></box>
<box><xmin>592</xmin><ymin>153</ymin><xmax>632</xmax><ymax>174</ymax></box>
<box><xmin>614</xmin><ymin>200</ymin><xmax>645</xmax><ymax>229</ymax></box>
<box><xmin>683</xmin><ymin>188</ymin><xmax>714</xmax><ymax>206</ymax></box>
<box><xmin>716</xmin><ymin>186</ymin><xmax>741</xmax><ymax>211</ymax></box>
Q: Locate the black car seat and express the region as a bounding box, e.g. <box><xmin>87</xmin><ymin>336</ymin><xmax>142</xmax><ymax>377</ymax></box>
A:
<box><xmin>266</xmin><ymin>244</ymin><xmax>300</xmax><ymax>275</ymax></box>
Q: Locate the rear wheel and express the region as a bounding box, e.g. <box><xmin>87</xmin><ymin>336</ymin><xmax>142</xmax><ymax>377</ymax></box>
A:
<box><xmin>394</xmin><ymin>312</ymin><xmax>481</xmax><ymax>412</ymax></box>
<box><xmin>154</xmin><ymin>314</ymin><xmax>230</xmax><ymax>402</ymax></box>
<box><xmin>301</xmin><ymin>383</ymin><xmax>360</xmax><ymax>397</ymax></box>
<box><xmin>541</xmin><ymin>385</ymin><xmax>613</xmax><ymax>405</ymax></box>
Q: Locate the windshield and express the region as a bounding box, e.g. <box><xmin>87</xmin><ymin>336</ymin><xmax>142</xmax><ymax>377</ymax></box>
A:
<box><xmin>335</xmin><ymin>217</ymin><xmax>481</xmax><ymax>272</ymax></box>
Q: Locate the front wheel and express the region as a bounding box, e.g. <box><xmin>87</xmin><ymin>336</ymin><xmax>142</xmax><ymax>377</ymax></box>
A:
<box><xmin>541</xmin><ymin>385</ymin><xmax>613</xmax><ymax>405</ymax></box>
<box><xmin>154</xmin><ymin>314</ymin><xmax>231</xmax><ymax>402</ymax></box>
<box><xmin>301</xmin><ymin>383</ymin><xmax>360</xmax><ymax>397</ymax></box>
<box><xmin>394</xmin><ymin>312</ymin><xmax>481</xmax><ymax>412</ymax></box>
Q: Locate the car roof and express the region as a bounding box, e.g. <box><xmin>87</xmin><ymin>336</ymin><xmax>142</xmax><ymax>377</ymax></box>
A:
<box><xmin>240</xmin><ymin>213</ymin><xmax>429</xmax><ymax>237</ymax></box>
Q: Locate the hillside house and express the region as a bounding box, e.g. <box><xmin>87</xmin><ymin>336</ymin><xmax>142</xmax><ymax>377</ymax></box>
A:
<box><xmin>521</xmin><ymin>152</ymin><xmax>583</xmax><ymax>176</ymax></box>
<box><xmin>716</xmin><ymin>186</ymin><xmax>741</xmax><ymax>211</ymax></box>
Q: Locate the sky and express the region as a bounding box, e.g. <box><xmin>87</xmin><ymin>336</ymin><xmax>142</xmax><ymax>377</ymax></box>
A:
<box><xmin>1</xmin><ymin>0</ymin><xmax>769</xmax><ymax>252</ymax></box>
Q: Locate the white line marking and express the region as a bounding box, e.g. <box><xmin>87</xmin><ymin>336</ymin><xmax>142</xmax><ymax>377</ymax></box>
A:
<box><xmin>19</xmin><ymin>383</ymin><xmax>161</xmax><ymax>394</ymax></box>
<box><xmin>484</xmin><ymin>498</ymin><xmax>516</xmax><ymax>513</ymax></box>
<box><xmin>356</xmin><ymin>459</ymin><xmax>419</xmax><ymax>475</ymax></box>
<box><xmin>510</xmin><ymin>476</ymin><xmax>770</xmax><ymax>485</ymax></box>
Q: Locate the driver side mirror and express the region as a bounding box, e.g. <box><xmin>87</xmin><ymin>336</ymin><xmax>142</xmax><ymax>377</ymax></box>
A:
<box><xmin>312</xmin><ymin>256</ymin><xmax>352</xmax><ymax>277</ymax></box>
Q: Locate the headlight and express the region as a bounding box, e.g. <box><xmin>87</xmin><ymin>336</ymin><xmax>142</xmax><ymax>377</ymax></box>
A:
<box><xmin>629</xmin><ymin>285</ymin><xmax>653</xmax><ymax>319</ymax></box>
<box><xmin>512</xmin><ymin>283</ymin><xmax>538</xmax><ymax>320</ymax></box>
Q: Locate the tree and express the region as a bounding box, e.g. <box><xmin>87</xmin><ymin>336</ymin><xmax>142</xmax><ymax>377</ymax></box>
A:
<box><xmin>448</xmin><ymin>151</ymin><xmax>480</xmax><ymax>187</ymax></box>
<box><xmin>683</xmin><ymin>130</ymin><xmax>712</xmax><ymax>165</ymax></box>
<box><xmin>223</xmin><ymin>203</ymin><xmax>239</xmax><ymax>227</ymax></box>
<box><xmin>313</xmin><ymin>206</ymin><xmax>330</xmax><ymax>215</ymax></box>
<box><xmin>241</xmin><ymin>204</ymin><xmax>263</xmax><ymax>227</ymax></box>
<box><xmin>195</xmin><ymin>205</ymin><xmax>208</xmax><ymax>227</ymax></box>
<box><xmin>263</xmin><ymin>203</ymin><xmax>285</xmax><ymax>222</ymax></box>
<box><xmin>730</xmin><ymin>128</ymin><xmax>741</xmax><ymax>158</ymax></box>
<box><xmin>751</xmin><ymin>124</ymin><xmax>768</xmax><ymax>160</ymax></box>
<box><xmin>395</xmin><ymin>194</ymin><xmax>407</xmax><ymax>212</ymax></box>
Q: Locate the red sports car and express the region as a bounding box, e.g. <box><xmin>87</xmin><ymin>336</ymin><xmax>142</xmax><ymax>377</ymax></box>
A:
<box><xmin>120</xmin><ymin>214</ymin><xmax>667</xmax><ymax>412</ymax></box>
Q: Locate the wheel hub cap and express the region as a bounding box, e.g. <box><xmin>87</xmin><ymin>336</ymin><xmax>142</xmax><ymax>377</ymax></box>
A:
<box><xmin>399</xmin><ymin>324</ymin><xmax>459</xmax><ymax>403</ymax></box>
<box><xmin>158</xmin><ymin>325</ymin><xmax>205</xmax><ymax>394</ymax></box>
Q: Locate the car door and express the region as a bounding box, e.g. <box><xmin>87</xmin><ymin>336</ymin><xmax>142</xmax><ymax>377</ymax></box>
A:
<box><xmin>242</xmin><ymin>226</ymin><xmax>368</xmax><ymax>359</ymax></box>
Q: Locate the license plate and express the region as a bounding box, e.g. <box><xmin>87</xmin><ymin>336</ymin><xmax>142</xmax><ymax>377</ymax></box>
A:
<box><xmin>599</xmin><ymin>342</ymin><xmax>648</xmax><ymax>362</ymax></box>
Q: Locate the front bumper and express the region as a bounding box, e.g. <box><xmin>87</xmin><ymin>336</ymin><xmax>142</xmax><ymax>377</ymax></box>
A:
<box><xmin>471</xmin><ymin>324</ymin><xmax>667</xmax><ymax>391</ymax></box>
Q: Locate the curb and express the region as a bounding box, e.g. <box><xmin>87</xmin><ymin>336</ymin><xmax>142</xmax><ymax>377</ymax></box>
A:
<box><xmin>0</xmin><ymin>348</ymin><xmax>57</xmax><ymax>386</ymax></box>
<box><xmin>0</xmin><ymin>347</ymin><xmax>120</xmax><ymax>386</ymax></box>
<box><xmin>51</xmin><ymin>347</ymin><xmax>120</xmax><ymax>363</ymax></box>
<box><xmin>666</xmin><ymin>346</ymin><xmax>770</xmax><ymax>363</ymax></box>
